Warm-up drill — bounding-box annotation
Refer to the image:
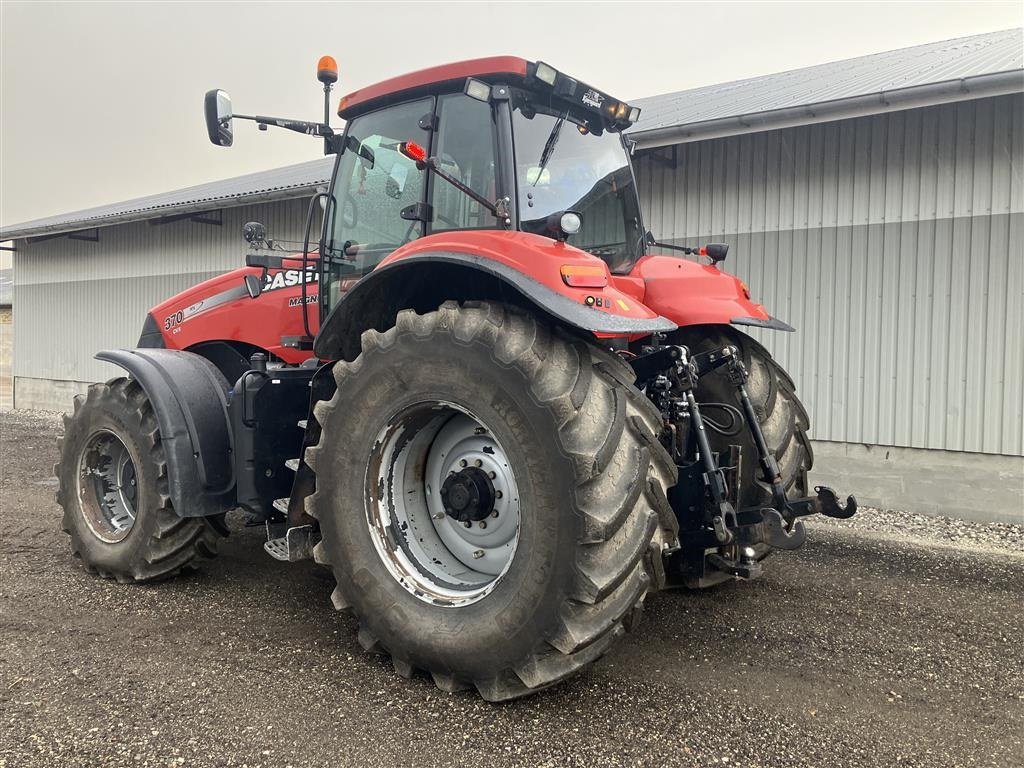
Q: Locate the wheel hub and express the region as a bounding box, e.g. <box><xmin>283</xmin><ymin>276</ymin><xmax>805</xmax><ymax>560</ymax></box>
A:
<box><xmin>366</xmin><ymin>404</ymin><xmax>521</xmax><ymax>607</ymax></box>
<box><xmin>77</xmin><ymin>429</ymin><xmax>138</xmax><ymax>543</ymax></box>
<box><xmin>441</xmin><ymin>466</ymin><xmax>496</xmax><ymax>523</ymax></box>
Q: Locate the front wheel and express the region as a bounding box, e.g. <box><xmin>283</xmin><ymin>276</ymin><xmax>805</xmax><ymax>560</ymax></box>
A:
<box><xmin>55</xmin><ymin>378</ymin><xmax>225</xmax><ymax>582</ymax></box>
<box><xmin>306</xmin><ymin>302</ymin><xmax>677</xmax><ymax>700</ymax></box>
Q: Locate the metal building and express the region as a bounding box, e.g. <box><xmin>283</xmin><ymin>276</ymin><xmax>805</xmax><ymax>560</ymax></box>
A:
<box><xmin>630</xmin><ymin>29</ymin><xmax>1023</xmax><ymax>522</ymax></box>
<box><xmin>1</xmin><ymin>30</ymin><xmax>1021</xmax><ymax>521</ymax></box>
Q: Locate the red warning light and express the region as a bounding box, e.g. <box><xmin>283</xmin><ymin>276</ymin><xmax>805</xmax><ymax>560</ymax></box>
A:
<box><xmin>399</xmin><ymin>140</ymin><xmax>427</xmax><ymax>163</ymax></box>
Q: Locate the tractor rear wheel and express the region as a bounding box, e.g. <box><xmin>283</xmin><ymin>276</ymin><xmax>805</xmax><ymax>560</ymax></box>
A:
<box><xmin>670</xmin><ymin>326</ymin><xmax>812</xmax><ymax>509</ymax></box>
<box><xmin>306</xmin><ymin>301</ymin><xmax>677</xmax><ymax>700</ymax></box>
<box><xmin>55</xmin><ymin>378</ymin><xmax>226</xmax><ymax>582</ymax></box>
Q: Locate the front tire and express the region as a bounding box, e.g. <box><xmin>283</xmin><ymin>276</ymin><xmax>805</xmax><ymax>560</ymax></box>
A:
<box><xmin>55</xmin><ymin>378</ymin><xmax>225</xmax><ymax>582</ymax></box>
<box><xmin>306</xmin><ymin>302</ymin><xmax>677</xmax><ymax>700</ymax></box>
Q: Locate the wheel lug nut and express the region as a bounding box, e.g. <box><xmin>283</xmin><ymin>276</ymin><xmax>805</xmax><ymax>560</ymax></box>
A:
<box><xmin>459</xmin><ymin>459</ymin><xmax>467</xmax><ymax>468</ymax></box>
<box><xmin>463</xmin><ymin>520</ymin><xmax>471</xmax><ymax>528</ymax></box>
<box><xmin>474</xmin><ymin>459</ymin><xmax>482</xmax><ymax>467</ymax></box>
<box><xmin>478</xmin><ymin>521</ymin><xmax>487</xmax><ymax>529</ymax></box>
<box><xmin>495</xmin><ymin>490</ymin><xmax>503</xmax><ymax>499</ymax></box>
<box><xmin>472</xmin><ymin>550</ymin><xmax>484</xmax><ymax>559</ymax></box>
<box><xmin>490</xmin><ymin>510</ymin><xmax>499</xmax><ymax>518</ymax></box>
<box><xmin>489</xmin><ymin>471</ymin><xmax>496</xmax><ymax>479</ymax></box>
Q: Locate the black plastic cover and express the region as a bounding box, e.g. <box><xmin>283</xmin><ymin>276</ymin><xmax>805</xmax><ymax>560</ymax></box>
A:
<box><xmin>95</xmin><ymin>348</ymin><xmax>234</xmax><ymax>518</ymax></box>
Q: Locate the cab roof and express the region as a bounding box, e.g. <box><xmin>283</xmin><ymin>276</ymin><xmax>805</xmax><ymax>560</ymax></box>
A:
<box><xmin>338</xmin><ymin>56</ymin><xmax>530</xmax><ymax>120</ymax></box>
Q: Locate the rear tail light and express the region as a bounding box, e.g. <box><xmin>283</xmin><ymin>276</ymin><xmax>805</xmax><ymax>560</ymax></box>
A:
<box><xmin>560</xmin><ymin>265</ymin><xmax>608</xmax><ymax>288</ymax></box>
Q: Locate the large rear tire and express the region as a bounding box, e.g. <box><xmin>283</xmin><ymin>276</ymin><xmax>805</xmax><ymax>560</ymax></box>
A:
<box><xmin>306</xmin><ymin>301</ymin><xmax>677</xmax><ymax>700</ymax></box>
<box><xmin>670</xmin><ymin>326</ymin><xmax>812</xmax><ymax>508</ymax></box>
<box><xmin>55</xmin><ymin>378</ymin><xmax>226</xmax><ymax>582</ymax></box>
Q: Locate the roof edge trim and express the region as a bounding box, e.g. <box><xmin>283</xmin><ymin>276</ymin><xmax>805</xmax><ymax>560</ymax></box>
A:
<box><xmin>0</xmin><ymin>184</ymin><xmax>324</xmax><ymax>243</ymax></box>
<box><xmin>632</xmin><ymin>70</ymin><xmax>1024</xmax><ymax>150</ymax></box>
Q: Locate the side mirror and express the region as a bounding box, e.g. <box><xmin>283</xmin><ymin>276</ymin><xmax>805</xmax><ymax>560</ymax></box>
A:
<box><xmin>204</xmin><ymin>89</ymin><xmax>234</xmax><ymax>147</ymax></box>
<box><xmin>243</xmin><ymin>274</ymin><xmax>263</xmax><ymax>299</ymax></box>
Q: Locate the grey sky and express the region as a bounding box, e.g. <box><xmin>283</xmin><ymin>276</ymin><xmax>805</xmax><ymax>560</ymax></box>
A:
<box><xmin>1</xmin><ymin>0</ymin><xmax>1021</xmax><ymax>227</ymax></box>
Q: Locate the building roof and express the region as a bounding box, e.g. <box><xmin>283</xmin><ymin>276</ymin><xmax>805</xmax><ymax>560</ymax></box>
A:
<box><xmin>0</xmin><ymin>157</ymin><xmax>335</xmax><ymax>242</ymax></box>
<box><xmin>630</xmin><ymin>28</ymin><xmax>1024</xmax><ymax>148</ymax></box>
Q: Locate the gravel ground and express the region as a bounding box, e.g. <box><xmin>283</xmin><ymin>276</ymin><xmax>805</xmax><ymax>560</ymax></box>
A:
<box><xmin>2</xmin><ymin>410</ymin><xmax>1022</xmax><ymax>768</ymax></box>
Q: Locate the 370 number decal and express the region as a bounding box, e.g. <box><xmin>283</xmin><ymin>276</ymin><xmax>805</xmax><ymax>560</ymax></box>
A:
<box><xmin>163</xmin><ymin>310</ymin><xmax>185</xmax><ymax>330</ymax></box>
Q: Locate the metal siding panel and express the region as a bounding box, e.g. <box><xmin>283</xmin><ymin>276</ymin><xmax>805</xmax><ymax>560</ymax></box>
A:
<box><xmin>1003</xmin><ymin>213</ymin><xmax>1024</xmax><ymax>455</ymax></box>
<box><xmin>632</xmin><ymin>93</ymin><xmax>1021</xmax><ymax>456</ymax></box>
<box><xmin>13</xmin><ymin>198</ymin><xmax>313</xmax><ymax>384</ymax></box>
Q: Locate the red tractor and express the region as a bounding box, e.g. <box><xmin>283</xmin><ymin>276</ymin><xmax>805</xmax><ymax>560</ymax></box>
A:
<box><xmin>56</xmin><ymin>56</ymin><xmax>856</xmax><ymax>700</ymax></box>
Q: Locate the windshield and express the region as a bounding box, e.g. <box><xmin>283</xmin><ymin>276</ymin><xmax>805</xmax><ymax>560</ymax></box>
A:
<box><xmin>512</xmin><ymin>96</ymin><xmax>644</xmax><ymax>272</ymax></box>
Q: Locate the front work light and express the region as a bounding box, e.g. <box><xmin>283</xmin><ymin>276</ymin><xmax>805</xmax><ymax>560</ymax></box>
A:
<box><xmin>464</xmin><ymin>78</ymin><xmax>491</xmax><ymax>102</ymax></box>
<box><xmin>535</xmin><ymin>61</ymin><xmax>557</xmax><ymax>86</ymax></box>
<box><xmin>628</xmin><ymin>106</ymin><xmax>641</xmax><ymax>123</ymax></box>
<box><xmin>559</xmin><ymin>212</ymin><xmax>582</xmax><ymax>235</ymax></box>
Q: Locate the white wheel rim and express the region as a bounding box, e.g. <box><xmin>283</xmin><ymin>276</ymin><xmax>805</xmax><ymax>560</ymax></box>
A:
<box><xmin>76</xmin><ymin>429</ymin><xmax>138</xmax><ymax>543</ymax></box>
<box><xmin>366</xmin><ymin>402</ymin><xmax>522</xmax><ymax>607</ymax></box>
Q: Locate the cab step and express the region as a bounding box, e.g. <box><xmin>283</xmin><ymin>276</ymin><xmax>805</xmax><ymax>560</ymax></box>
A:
<box><xmin>264</xmin><ymin>524</ymin><xmax>320</xmax><ymax>562</ymax></box>
<box><xmin>284</xmin><ymin>458</ymin><xmax>300</xmax><ymax>472</ymax></box>
<box><xmin>297</xmin><ymin>419</ymin><xmax>308</xmax><ymax>430</ymax></box>
<box><xmin>272</xmin><ymin>497</ymin><xmax>289</xmax><ymax>514</ymax></box>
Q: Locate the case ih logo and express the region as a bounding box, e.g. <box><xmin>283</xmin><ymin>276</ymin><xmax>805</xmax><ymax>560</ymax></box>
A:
<box><xmin>262</xmin><ymin>268</ymin><xmax>318</xmax><ymax>293</ymax></box>
<box><xmin>581</xmin><ymin>89</ymin><xmax>604</xmax><ymax>109</ymax></box>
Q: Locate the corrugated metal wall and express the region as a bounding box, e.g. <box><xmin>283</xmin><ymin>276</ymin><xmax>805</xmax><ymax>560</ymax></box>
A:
<box><xmin>13</xmin><ymin>197</ymin><xmax>313</xmax><ymax>384</ymax></box>
<box><xmin>634</xmin><ymin>93</ymin><xmax>1024</xmax><ymax>457</ymax></box>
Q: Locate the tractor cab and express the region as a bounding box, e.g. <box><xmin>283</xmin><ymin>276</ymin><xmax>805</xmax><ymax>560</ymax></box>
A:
<box><xmin>206</xmin><ymin>57</ymin><xmax>646</xmax><ymax>325</ymax></box>
<box><xmin>321</xmin><ymin>57</ymin><xmax>645</xmax><ymax>315</ymax></box>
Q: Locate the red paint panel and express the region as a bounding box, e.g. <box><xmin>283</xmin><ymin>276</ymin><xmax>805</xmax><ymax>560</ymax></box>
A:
<box><xmin>150</xmin><ymin>255</ymin><xmax>320</xmax><ymax>365</ymax></box>
<box><xmin>339</xmin><ymin>56</ymin><xmax>529</xmax><ymax>118</ymax></box>
<box><xmin>630</xmin><ymin>254</ymin><xmax>772</xmax><ymax>327</ymax></box>
<box><xmin>385</xmin><ymin>231</ymin><xmax>664</xmax><ymax>322</ymax></box>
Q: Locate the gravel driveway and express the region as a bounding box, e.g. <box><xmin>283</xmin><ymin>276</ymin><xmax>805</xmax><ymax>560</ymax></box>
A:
<box><xmin>2</xmin><ymin>410</ymin><xmax>1022</xmax><ymax>768</ymax></box>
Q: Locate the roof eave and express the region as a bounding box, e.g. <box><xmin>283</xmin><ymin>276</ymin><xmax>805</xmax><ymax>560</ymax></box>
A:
<box><xmin>0</xmin><ymin>184</ymin><xmax>325</xmax><ymax>243</ymax></box>
<box><xmin>631</xmin><ymin>70</ymin><xmax>1024</xmax><ymax>150</ymax></box>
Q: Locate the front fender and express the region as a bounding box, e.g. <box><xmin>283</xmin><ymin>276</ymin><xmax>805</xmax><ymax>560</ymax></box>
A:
<box><xmin>95</xmin><ymin>348</ymin><xmax>234</xmax><ymax>518</ymax></box>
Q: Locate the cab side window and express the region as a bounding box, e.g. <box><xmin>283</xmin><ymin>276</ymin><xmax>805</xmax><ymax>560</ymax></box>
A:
<box><xmin>431</xmin><ymin>94</ymin><xmax>498</xmax><ymax>232</ymax></box>
<box><xmin>324</xmin><ymin>98</ymin><xmax>431</xmax><ymax>310</ymax></box>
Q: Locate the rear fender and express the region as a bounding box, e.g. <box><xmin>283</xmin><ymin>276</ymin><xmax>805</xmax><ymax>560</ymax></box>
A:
<box><xmin>630</xmin><ymin>254</ymin><xmax>794</xmax><ymax>332</ymax></box>
<box><xmin>95</xmin><ymin>348</ymin><xmax>234</xmax><ymax>518</ymax></box>
<box><xmin>315</xmin><ymin>231</ymin><xmax>676</xmax><ymax>360</ymax></box>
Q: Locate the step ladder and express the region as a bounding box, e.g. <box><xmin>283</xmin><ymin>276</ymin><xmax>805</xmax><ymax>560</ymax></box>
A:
<box><xmin>263</xmin><ymin>418</ymin><xmax>319</xmax><ymax>562</ymax></box>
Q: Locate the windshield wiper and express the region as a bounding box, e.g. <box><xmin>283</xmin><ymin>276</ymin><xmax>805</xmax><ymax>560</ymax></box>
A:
<box><xmin>532</xmin><ymin>113</ymin><xmax>566</xmax><ymax>186</ymax></box>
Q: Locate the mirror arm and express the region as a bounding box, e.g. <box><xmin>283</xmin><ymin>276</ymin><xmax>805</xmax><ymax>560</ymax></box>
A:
<box><xmin>232</xmin><ymin>113</ymin><xmax>334</xmax><ymax>138</ymax></box>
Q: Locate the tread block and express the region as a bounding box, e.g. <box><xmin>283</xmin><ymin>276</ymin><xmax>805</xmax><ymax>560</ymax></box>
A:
<box><xmin>574</xmin><ymin>510</ymin><xmax>657</xmax><ymax>604</ymax></box>
<box><xmin>550</xmin><ymin>565</ymin><xmax>648</xmax><ymax>654</ymax></box>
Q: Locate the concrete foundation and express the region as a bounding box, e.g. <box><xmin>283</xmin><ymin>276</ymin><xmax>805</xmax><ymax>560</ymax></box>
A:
<box><xmin>11</xmin><ymin>376</ymin><xmax>1023</xmax><ymax>525</ymax></box>
<box><xmin>811</xmin><ymin>441</ymin><xmax>1023</xmax><ymax>525</ymax></box>
<box><xmin>14</xmin><ymin>376</ymin><xmax>96</xmax><ymax>413</ymax></box>
<box><xmin>0</xmin><ymin>308</ymin><xmax>11</xmax><ymax>412</ymax></box>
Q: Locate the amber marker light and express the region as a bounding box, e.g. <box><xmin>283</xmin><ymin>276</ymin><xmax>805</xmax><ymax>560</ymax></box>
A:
<box><xmin>560</xmin><ymin>265</ymin><xmax>608</xmax><ymax>288</ymax></box>
<box><xmin>317</xmin><ymin>55</ymin><xmax>338</xmax><ymax>84</ymax></box>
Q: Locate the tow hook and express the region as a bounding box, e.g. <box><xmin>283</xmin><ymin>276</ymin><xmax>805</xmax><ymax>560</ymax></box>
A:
<box><xmin>813</xmin><ymin>486</ymin><xmax>858</xmax><ymax>519</ymax></box>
